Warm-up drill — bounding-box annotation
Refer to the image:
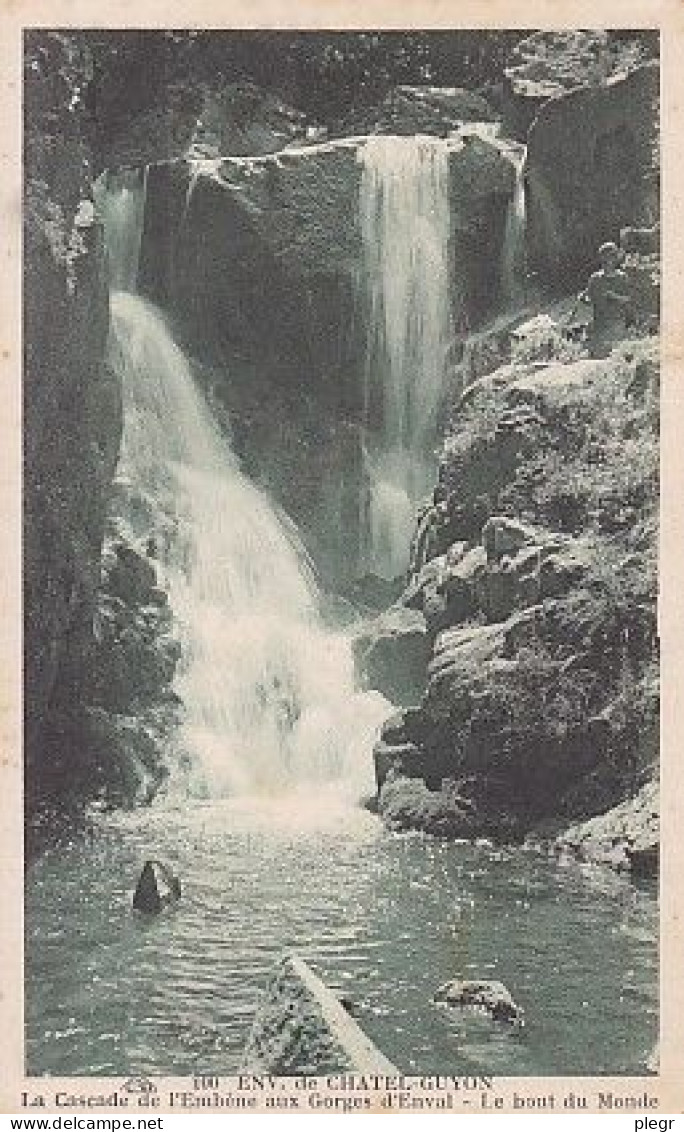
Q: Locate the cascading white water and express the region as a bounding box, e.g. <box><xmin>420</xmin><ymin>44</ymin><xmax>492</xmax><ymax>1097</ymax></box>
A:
<box><xmin>358</xmin><ymin>135</ymin><xmax>453</xmax><ymax>580</ymax></box>
<box><xmin>500</xmin><ymin>145</ymin><xmax>527</xmax><ymax>305</ymax></box>
<box><xmin>101</xmin><ymin>174</ymin><xmax>390</xmax><ymax>800</ymax></box>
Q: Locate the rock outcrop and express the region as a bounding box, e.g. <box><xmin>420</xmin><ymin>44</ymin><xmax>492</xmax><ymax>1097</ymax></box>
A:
<box><xmin>353</xmin><ymin>605</ymin><xmax>430</xmax><ymax>706</ymax></box>
<box><xmin>503</xmin><ymin>30</ymin><xmax>658</xmax><ymax>136</ymax></box>
<box><xmin>555</xmin><ymin>779</ymin><xmax>659</xmax><ymax>874</ymax></box>
<box><xmin>373</xmin><ymin>327</ymin><xmax>659</xmax><ymax>852</ymax></box>
<box><xmin>525</xmin><ymin>61</ymin><xmax>659</xmax><ymax>285</ymax></box>
<box><xmin>23</xmin><ymin>34</ymin><xmax>661</xmax><ymax>867</ymax></box>
<box><xmin>132</xmin><ymin>859</ymin><xmax>182</xmax><ymax>913</ymax></box>
<box><xmin>338</xmin><ymin>84</ymin><xmax>497</xmax><ymax>137</ymax></box>
<box><xmin>434</xmin><ymin>978</ymin><xmax>524</xmax><ymax>1025</ymax></box>
<box><xmin>241</xmin><ymin>955</ymin><xmax>397</xmax><ymax>1074</ymax></box>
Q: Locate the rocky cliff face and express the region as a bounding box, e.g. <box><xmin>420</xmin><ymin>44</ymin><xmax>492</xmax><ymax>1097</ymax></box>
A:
<box><xmin>24</xmin><ymin>34</ymin><xmax>181</xmax><ymax>850</ymax></box>
<box><xmin>358</xmin><ymin>321</ymin><xmax>659</xmax><ymax>861</ymax></box>
<box><xmin>503</xmin><ymin>30</ymin><xmax>658</xmax><ymax>137</ymax></box>
<box><xmin>525</xmin><ymin>61</ymin><xmax>659</xmax><ymax>285</ymax></box>
<box><xmin>134</xmin><ymin>132</ymin><xmax>514</xmax><ymax>583</ymax></box>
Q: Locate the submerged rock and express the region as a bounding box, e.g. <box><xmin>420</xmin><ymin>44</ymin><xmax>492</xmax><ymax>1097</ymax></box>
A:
<box><xmin>434</xmin><ymin>978</ymin><xmax>524</xmax><ymax>1024</ymax></box>
<box><xmin>132</xmin><ymin>860</ymin><xmax>182</xmax><ymax>914</ymax></box>
<box><xmin>24</xmin><ymin>37</ymin><xmax>122</xmax><ymax>848</ymax></box>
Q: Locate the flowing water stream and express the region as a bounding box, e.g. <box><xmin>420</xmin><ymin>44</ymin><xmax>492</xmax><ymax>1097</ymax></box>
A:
<box><xmin>358</xmin><ymin>136</ymin><xmax>452</xmax><ymax>580</ymax></box>
<box><xmin>24</xmin><ymin>158</ymin><xmax>657</xmax><ymax>1080</ymax></box>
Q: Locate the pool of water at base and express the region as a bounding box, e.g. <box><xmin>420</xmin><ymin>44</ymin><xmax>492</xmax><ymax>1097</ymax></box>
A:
<box><xmin>25</xmin><ymin>794</ymin><xmax>657</xmax><ymax>1077</ymax></box>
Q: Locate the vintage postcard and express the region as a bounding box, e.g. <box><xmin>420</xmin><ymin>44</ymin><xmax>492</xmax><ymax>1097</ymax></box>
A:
<box><xmin>1</xmin><ymin>0</ymin><xmax>683</xmax><ymax>1116</ymax></box>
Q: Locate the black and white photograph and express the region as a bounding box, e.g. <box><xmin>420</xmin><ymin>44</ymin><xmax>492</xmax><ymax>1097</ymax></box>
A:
<box><xmin>7</xmin><ymin>10</ymin><xmax>678</xmax><ymax>1108</ymax></box>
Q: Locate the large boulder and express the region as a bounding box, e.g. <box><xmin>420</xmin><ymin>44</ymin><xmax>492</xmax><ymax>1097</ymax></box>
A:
<box><xmin>525</xmin><ymin>61</ymin><xmax>659</xmax><ymax>286</ymax></box>
<box><xmin>555</xmin><ymin>779</ymin><xmax>659</xmax><ymax>873</ymax></box>
<box><xmin>354</xmin><ymin>604</ymin><xmax>431</xmax><ymax>706</ymax></box>
<box><xmin>135</xmin><ymin>133</ymin><xmax>514</xmax><ymax>584</ymax></box>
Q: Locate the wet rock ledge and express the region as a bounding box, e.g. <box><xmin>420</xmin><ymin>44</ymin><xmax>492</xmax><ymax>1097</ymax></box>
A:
<box><xmin>241</xmin><ymin>956</ymin><xmax>398</xmax><ymax>1075</ymax></box>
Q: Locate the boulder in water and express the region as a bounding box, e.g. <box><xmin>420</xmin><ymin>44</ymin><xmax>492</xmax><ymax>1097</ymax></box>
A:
<box><xmin>132</xmin><ymin>860</ymin><xmax>181</xmax><ymax>914</ymax></box>
<box><xmin>525</xmin><ymin>60</ymin><xmax>659</xmax><ymax>286</ymax></box>
<box><xmin>434</xmin><ymin>978</ymin><xmax>524</xmax><ymax>1024</ymax></box>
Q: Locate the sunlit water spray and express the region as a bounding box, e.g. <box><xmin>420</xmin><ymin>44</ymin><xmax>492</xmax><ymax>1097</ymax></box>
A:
<box><xmin>358</xmin><ymin>136</ymin><xmax>452</xmax><ymax>580</ymax></box>
<box><xmin>100</xmin><ymin>172</ymin><xmax>390</xmax><ymax>803</ymax></box>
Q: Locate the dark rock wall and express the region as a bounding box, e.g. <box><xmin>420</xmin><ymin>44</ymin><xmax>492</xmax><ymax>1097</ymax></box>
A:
<box><xmin>24</xmin><ymin>35</ymin><xmax>181</xmax><ymax>848</ymax></box>
<box><xmin>526</xmin><ymin>62</ymin><xmax>660</xmax><ymax>286</ymax></box>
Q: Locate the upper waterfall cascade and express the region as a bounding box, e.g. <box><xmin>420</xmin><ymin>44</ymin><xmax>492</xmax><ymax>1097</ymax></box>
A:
<box><xmin>358</xmin><ymin>135</ymin><xmax>453</xmax><ymax>580</ymax></box>
<box><xmin>100</xmin><ymin>171</ymin><xmax>390</xmax><ymax>799</ymax></box>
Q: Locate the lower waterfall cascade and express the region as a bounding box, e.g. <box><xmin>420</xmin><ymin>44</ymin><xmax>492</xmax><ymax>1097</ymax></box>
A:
<box><xmin>103</xmin><ymin>178</ymin><xmax>391</xmax><ymax>800</ymax></box>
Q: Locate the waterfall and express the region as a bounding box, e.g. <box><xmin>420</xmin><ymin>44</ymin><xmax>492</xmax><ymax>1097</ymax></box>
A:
<box><xmin>500</xmin><ymin>145</ymin><xmax>527</xmax><ymax>305</ymax></box>
<box><xmin>100</xmin><ymin>174</ymin><xmax>390</xmax><ymax>800</ymax></box>
<box><xmin>358</xmin><ymin>135</ymin><xmax>452</xmax><ymax>580</ymax></box>
<box><xmin>94</xmin><ymin>168</ymin><xmax>148</xmax><ymax>293</ymax></box>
